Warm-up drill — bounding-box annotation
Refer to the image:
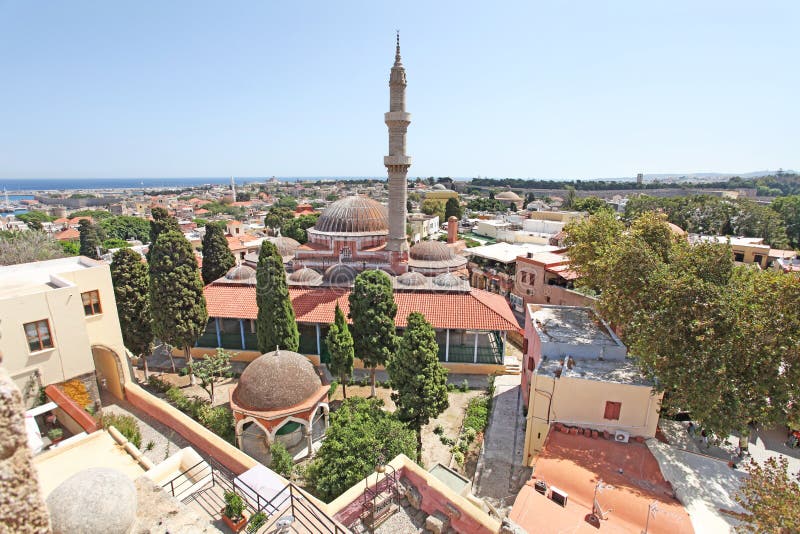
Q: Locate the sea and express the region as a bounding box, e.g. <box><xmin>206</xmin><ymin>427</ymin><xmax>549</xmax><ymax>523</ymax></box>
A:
<box><xmin>0</xmin><ymin>177</ymin><xmax>372</xmax><ymax>193</ymax></box>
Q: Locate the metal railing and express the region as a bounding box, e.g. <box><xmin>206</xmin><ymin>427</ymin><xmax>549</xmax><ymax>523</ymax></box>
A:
<box><xmin>162</xmin><ymin>460</ymin><xmax>212</xmax><ymax>498</ymax></box>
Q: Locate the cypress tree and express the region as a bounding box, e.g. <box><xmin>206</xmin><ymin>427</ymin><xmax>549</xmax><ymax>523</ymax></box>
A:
<box><xmin>147</xmin><ymin>207</ymin><xmax>179</xmax><ymax>260</ymax></box>
<box><xmin>78</xmin><ymin>219</ymin><xmax>105</xmax><ymax>259</ymax></box>
<box><xmin>201</xmin><ymin>222</ymin><xmax>235</xmax><ymax>284</ymax></box>
<box><xmin>387</xmin><ymin>312</ymin><xmax>449</xmax><ymax>463</ymax></box>
<box><xmin>149</xmin><ymin>230</ymin><xmax>208</xmax><ymax>385</ymax></box>
<box><xmin>326</xmin><ymin>304</ymin><xmax>354</xmax><ymax>399</ymax></box>
<box><xmin>349</xmin><ymin>270</ymin><xmax>397</xmax><ymax>397</ymax></box>
<box><xmin>444</xmin><ymin>197</ymin><xmax>462</xmax><ymax>220</ymax></box>
<box><xmin>111</xmin><ymin>248</ymin><xmax>154</xmax><ymax>378</ymax></box>
<box><xmin>255</xmin><ymin>240</ymin><xmax>299</xmax><ymax>353</ymax></box>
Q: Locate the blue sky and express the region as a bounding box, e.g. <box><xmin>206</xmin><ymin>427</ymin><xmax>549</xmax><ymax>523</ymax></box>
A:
<box><xmin>0</xmin><ymin>1</ymin><xmax>797</xmax><ymax>180</ymax></box>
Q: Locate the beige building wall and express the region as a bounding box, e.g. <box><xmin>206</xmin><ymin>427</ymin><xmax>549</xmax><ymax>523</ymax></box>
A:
<box><xmin>523</xmin><ymin>372</ymin><xmax>662</xmax><ymax>465</ymax></box>
<box><xmin>0</xmin><ymin>258</ymin><xmax>130</xmax><ymax>402</ymax></box>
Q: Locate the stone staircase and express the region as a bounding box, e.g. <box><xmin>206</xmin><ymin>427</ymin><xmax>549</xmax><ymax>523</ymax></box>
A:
<box><xmin>502</xmin><ymin>356</ymin><xmax>522</xmax><ymax>375</ymax></box>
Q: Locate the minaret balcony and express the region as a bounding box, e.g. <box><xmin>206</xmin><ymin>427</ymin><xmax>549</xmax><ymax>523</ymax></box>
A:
<box><xmin>384</xmin><ymin>111</ymin><xmax>411</xmax><ymax>124</ymax></box>
<box><xmin>384</xmin><ymin>155</ymin><xmax>412</xmax><ymax>167</ymax></box>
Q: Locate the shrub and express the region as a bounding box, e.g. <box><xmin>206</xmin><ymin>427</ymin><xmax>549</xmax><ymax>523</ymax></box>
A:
<box><xmin>464</xmin><ymin>396</ymin><xmax>490</xmax><ymax>434</ymax></box>
<box><xmin>223</xmin><ymin>491</ymin><xmax>245</xmax><ymax>521</ymax></box>
<box><xmin>486</xmin><ymin>375</ymin><xmax>496</xmax><ymax>397</ymax></box>
<box><xmin>463</xmin><ymin>427</ymin><xmax>477</xmax><ymax>444</ymax></box>
<box><xmin>459</xmin><ymin>379</ymin><xmax>470</xmax><ymax>392</ymax></box>
<box><xmin>246</xmin><ymin>512</ymin><xmax>267</xmax><ymax>533</ymax></box>
<box><xmin>198</xmin><ymin>405</ymin><xmax>235</xmax><ymax>444</ymax></box>
<box><xmin>457</xmin><ymin>439</ymin><xmax>469</xmax><ymax>454</ymax></box>
<box><xmin>359</xmin><ymin>377</ymin><xmax>369</xmax><ymax>387</ymax></box>
<box><xmin>148</xmin><ymin>374</ymin><xmax>172</xmax><ymax>392</ymax></box>
<box><xmin>328</xmin><ymin>380</ymin><xmax>338</xmax><ymax>398</ymax></box>
<box><xmin>102</xmin><ymin>413</ymin><xmax>142</xmax><ymax>449</ymax></box>
<box><xmin>440</xmin><ymin>435</ymin><xmax>455</xmax><ymax>446</ymax></box>
<box><xmin>453</xmin><ymin>451</ymin><xmax>464</xmax><ymax>465</ymax></box>
<box><xmin>47</xmin><ymin>428</ymin><xmax>63</xmax><ymax>441</ymax></box>
<box><xmin>144</xmin><ymin>440</ymin><xmax>155</xmax><ymax>452</ymax></box>
<box><xmin>270</xmin><ymin>442</ymin><xmax>294</xmax><ymax>479</ymax></box>
<box><xmin>433</xmin><ymin>424</ymin><xmax>444</xmax><ymax>435</ymax></box>
<box><xmin>446</xmin><ymin>383</ymin><xmax>457</xmax><ymax>392</ymax></box>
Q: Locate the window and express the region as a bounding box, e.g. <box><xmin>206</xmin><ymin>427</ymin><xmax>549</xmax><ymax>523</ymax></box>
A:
<box><xmin>24</xmin><ymin>320</ymin><xmax>54</xmax><ymax>352</ymax></box>
<box><xmin>520</xmin><ymin>272</ymin><xmax>527</xmax><ymax>283</ymax></box>
<box><xmin>733</xmin><ymin>251</ymin><xmax>745</xmax><ymax>262</ymax></box>
<box><xmin>604</xmin><ymin>401</ymin><xmax>622</xmax><ymax>420</ymax></box>
<box><xmin>527</xmin><ymin>357</ymin><xmax>535</xmax><ymax>371</ymax></box>
<box><xmin>81</xmin><ymin>290</ymin><xmax>102</xmax><ymax>316</ymax></box>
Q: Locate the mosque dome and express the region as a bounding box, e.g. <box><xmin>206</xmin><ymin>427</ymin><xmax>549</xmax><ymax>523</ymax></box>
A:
<box><xmin>409</xmin><ymin>240</ymin><xmax>457</xmax><ymax>262</ymax></box>
<box><xmin>224</xmin><ymin>264</ymin><xmax>256</xmax><ymax>284</ymax></box>
<box><xmin>495</xmin><ymin>191</ymin><xmax>522</xmax><ymax>201</ymax></box>
<box><xmin>233</xmin><ymin>350</ymin><xmax>322</xmax><ymax>411</ymax></box>
<box><xmin>397</xmin><ymin>271</ymin><xmax>427</xmax><ymax>287</ymax></box>
<box><xmin>323</xmin><ymin>263</ymin><xmax>358</xmax><ymax>286</ymax></box>
<box><xmin>313</xmin><ymin>196</ymin><xmax>388</xmax><ymax>234</ymax></box>
<box><xmin>432</xmin><ymin>183</ymin><xmax>447</xmax><ymax>191</ymax></box>
<box><xmin>273</xmin><ymin>235</ymin><xmax>301</xmax><ymax>257</ymax></box>
<box><xmin>289</xmin><ymin>267</ymin><xmax>323</xmax><ymax>284</ymax></box>
<box><xmin>433</xmin><ymin>272</ymin><xmax>462</xmax><ymax>288</ymax></box>
<box><xmin>47</xmin><ymin>468</ymin><xmax>137</xmax><ymax>534</ymax></box>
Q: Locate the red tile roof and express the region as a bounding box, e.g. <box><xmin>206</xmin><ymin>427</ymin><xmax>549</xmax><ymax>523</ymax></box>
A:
<box><xmin>55</xmin><ymin>228</ymin><xmax>80</xmax><ymax>241</ymax></box>
<box><xmin>203</xmin><ymin>284</ymin><xmax>520</xmax><ymax>331</ymax></box>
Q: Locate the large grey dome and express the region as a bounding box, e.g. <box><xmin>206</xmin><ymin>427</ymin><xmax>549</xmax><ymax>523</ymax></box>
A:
<box><xmin>47</xmin><ymin>468</ymin><xmax>137</xmax><ymax>534</ymax></box>
<box><xmin>323</xmin><ymin>263</ymin><xmax>358</xmax><ymax>286</ymax></box>
<box><xmin>273</xmin><ymin>235</ymin><xmax>301</xmax><ymax>257</ymax></box>
<box><xmin>433</xmin><ymin>272</ymin><xmax>462</xmax><ymax>287</ymax></box>
<box><xmin>313</xmin><ymin>196</ymin><xmax>388</xmax><ymax>234</ymax></box>
<box><xmin>289</xmin><ymin>267</ymin><xmax>322</xmax><ymax>284</ymax></box>
<box><xmin>409</xmin><ymin>241</ymin><xmax>456</xmax><ymax>262</ymax></box>
<box><xmin>224</xmin><ymin>264</ymin><xmax>256</xmax><ymax>283</ymax></box>
<box><xmin>397</xmin><ymin>271</ymin><xmax>426</xmax><ymax>287</ymax></box>
<box><xmin>233</xmin><ymin>350</ymin><xmax>322</xmax><ymax>411</ymax></box>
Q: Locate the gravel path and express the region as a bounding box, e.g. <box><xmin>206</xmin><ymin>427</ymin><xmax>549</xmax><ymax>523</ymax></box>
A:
<box><xmin>100</xmin><ymin>390</ymin><xmax>194</xmax><ymax>465</ymax></box>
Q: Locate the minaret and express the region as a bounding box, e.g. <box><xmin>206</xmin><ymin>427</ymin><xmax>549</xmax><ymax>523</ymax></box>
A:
<box><xmin>384</xmin><ymin>32</ymin><xmax>411</xmax><ymax>265</ymax></box>
<box><xmin>230</xmin><ymin>176</ymin><xmax>237</xmax><ymax>201</ymax></box>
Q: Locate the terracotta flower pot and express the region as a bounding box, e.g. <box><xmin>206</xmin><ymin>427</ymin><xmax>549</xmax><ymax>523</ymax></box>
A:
<box><xmin>221</xmin><ymin>512</ymin><xmax>248</xmax><ymax>532</ymax></box>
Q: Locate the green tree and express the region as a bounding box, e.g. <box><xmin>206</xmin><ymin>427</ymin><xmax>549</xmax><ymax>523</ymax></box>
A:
<box><xmin>103</xmin><ymin>238</ymin><xmax>129</xmax><ymax>249</ymax></box>
<box><xmin>0</xmin><ymin>231</ymin><xmax>65</xmax><ymax>265</ymax></box>
<box><xmin>306</xmin><ymin>397</ymin><xmax>415</xmax><ymax>502</ymax></box>
<box><xmin>444</xmin><ymin>197</ymin><xmax>462</xmax><ymax>220</ymax></box>
<box><xmin>17</xmin><ymin>210</ymin><xmax>55</xmax><ymax>231</ymax></box>
<box><xmin>60</xmin><ymin>240</ymin><xmax>79</xmax><ymax>256</ymax></box>
<box><xmin>147</xmin><ymin>207</ymin><xmax>179</xmax><ymax>260</ymax></box>
<box><xmin>283</xmin><ymin>213</ymin><xmax>319</xmax><ymax>244</ymax></box>
<box><xmin>263</xmin><ymin>206</ymin><xmax>294</xmax><ymax>233</ymax></box>
<box><xmin>572</xmin><ymin>196</ymin><xmax>613</xmax><ymax>215</ymax></box>
<box><xmin>110</xmin><ymin>248</ymin><xmax>154</xmax><ymax>378</ymax></box>
<box><xmin>421</xmin><ymin>198</ymin><xmax>445</xmax><ymax>220</ymax></box>
<box><xmin>100</xmin><ymin>215</ymin><xmax>150</xmax><ymax>242</ymax></box>
<box><xmin>770</xmin><ymin>195</ymin><xmax>800</xmax><ymax>247</ymax></box>
<box><xmin>349</xmin><ymin>270</ymin><xmax>397</xmax><ymax>397</ymax></box>
<box><xmin>387</xmin><ymin>312</ymin><xmax>449</xmax><ymax>462</ymax></box>
<box><xmin>149</xmin><ymin>230</ymin><xmax>208</xmax><ymax>385</ymax></box>
<box><xmin>564</xmin><ymin>210</ymin><xmax>625</xmax><ymax>293</ymax></box>
<box><xmin>186</xmin><ymin>348</ymin><xmax>232</xmax><ymax>403</ymax></box>
<box><xmin>563</xmin><ymin>186</ymin><xmax>577</xmax><ymax>209</ymax></box>
<box><xmin>276</xmin><ymin>196</ymin><xmax>298</xmax><ymax>210</ymax></box>
<box><xmin>269</xmin><ymin>441</ymin><xmax>294</xmax><ymax>479</ymax></box>
<box><xmin>255</xmin><ymin>240</ymin><xmax>299</xmax><ymax>353</ymax></box>
<box><xmin>735</xmin><ymin>456</ymin><xmax>800</xmax><ymax>534</ymax></box>
<box><xmin>78</xmin><ymin>219</ymin><xmax>105</xmax><ymax>259</ymax></box>
<box><xmin>201</xmin><ymin>222</ymin><xmax>235</xmax><ymax>285</ymax></box>
<box><xmin>326</xmin><ymin>304</ymin><xmax>354</xmax><ymax>399</ymax></box>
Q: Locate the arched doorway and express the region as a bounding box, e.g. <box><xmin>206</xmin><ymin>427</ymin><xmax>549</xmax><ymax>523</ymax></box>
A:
<box><xmin>91</xmin><ymin>346</ymin><xmax>125</xmax><ymax>400</ymax></box>
<box><xmin>240</xmin><ymin>420</ymin><xmax>270</xmax><ymax>465</ymax></box>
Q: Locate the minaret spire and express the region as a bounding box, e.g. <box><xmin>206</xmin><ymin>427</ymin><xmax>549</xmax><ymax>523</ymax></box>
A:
<box><xmin>384</xmin><ymin>33</ymin><xmax>412</xmax><ymax>266</ymax></box>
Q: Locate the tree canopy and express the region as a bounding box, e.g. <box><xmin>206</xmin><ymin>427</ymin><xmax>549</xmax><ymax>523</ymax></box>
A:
<box><xmin>421</xmin><ymin>198</ymin><xmax>445</xmax><ymax>221</ymax></box>
<box><xmin>0</xmin><ymin>231</ymin><xmax>65</xmax><ymax>265</ymax></box>
<box><xmin>387</xmin><ymin>312</ymin><xmax>449</xmax><ymax>461</ymax></box>
<box><xmin>100</xmin><ymin>215</ymin><xmax>150</xmax><ymax>242</ymax></box>
<box><xmin>255</xmin><ymin>240</ymin><xmax>299</xmax><ymax>353</ymax></box>
<box><xmin>349</xmin><ymin>270</ymin><xmax>397</xmax><ymax>397</ymax></box>
<box><xmin>110</xmin><ymin>248</ymin><xmax>154</xmax><ymax>376</ymax></box>
<box><xmin>444</xmin><ymin>197</ymin><xmax>463</xmax><ymax>220</ymax></box>
<box><xmin>201</xmin><ymin>222</ymin><xmax>235</xmax><ymax>285</ymax></box>
<box><xmin>326</xmin><ymin>304</ymin><xmax>354</xmax><ymax>399</ymax></box>
<box><xmin>78</xmin><ymin>219</ymin><xmax>105</xmax><ymax>259</ymax></box>
<box><xmin>148</xmin><ymin>207</ymin><xmax>179</xmax><ymax>256</ymax></box>
<box><xmin>16</xmin><ymin>210</ymin><xmax>55</xmax><ymax>230</ymax></box>
<box><xmin>149</xmin><ymin>230</ymin><xmax>208</xmax><ymax>384</ymax></box>
<box><xmin>282</xmin><ymin>213</ymin><xmax>319</xmax><ymax>244</ymax></box>
<box><xmin>263</xmin><ymin>206</ymin><xmax>294</xmax><ymax>233</ymax></box>
<box><xmin>306</xmin><ymin>397</ymin><xmax>415</xmax><ymax>502</ymax></box>
<box><xmin>735</xmin><ymin>456</ymin><xmax>800</xmax><ymax>533</ymax></box>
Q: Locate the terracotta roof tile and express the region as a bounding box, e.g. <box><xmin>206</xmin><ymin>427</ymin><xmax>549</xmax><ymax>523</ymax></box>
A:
<box><xmin>203</xmin><ymin>284</ymin><xmax>519</xmax><ymax>331</ymax></box>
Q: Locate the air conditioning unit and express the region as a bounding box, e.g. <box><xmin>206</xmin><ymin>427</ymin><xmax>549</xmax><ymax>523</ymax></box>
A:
<box><xmin>550</xmin><ymin>486</ymin><xmax>568</xmax><ymax>507</ymax></box>
<box><xmin>614</xmin><ymin>430</ymin><xmax>630</xmax><ymax>443</ymax></box>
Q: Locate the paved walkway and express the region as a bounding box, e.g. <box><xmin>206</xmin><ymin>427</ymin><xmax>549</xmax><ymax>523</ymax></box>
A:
<box><xmin>472</xmin><ymin>374</ymin><xmax>530</xmax><ymax>514</ymax></box>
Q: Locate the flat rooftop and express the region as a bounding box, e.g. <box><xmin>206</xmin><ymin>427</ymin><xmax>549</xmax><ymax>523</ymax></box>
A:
<box><xmin>0</xmin><ymin>256</ymin><xmax>102</xmax><ymax>298</ymax></box>
<box><xmin>528</xmin><ymin>305</ymin><xmax>621</xmax><ymax>347</ymax></box>
<box><xmin>468</xmin><ymin>242</ymin><xmax>559</xmax><ymax>263</ymax></box>
<box><xmin>538</xmin><ymin>356</ymin><xmax>651</xmax><ymax>386</ymax></box>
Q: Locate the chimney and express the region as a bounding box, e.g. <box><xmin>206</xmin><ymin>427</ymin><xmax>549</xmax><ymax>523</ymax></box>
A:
<box><xmin>447</xmin><ymin>216</ymin><xmax>458</xmax><ymax>244</ymax></box>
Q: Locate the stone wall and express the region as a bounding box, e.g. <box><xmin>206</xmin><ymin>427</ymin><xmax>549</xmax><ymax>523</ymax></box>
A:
<box><xmin>0</xmin><ymin>366</ymin><xmax>51</xmax><ymax>533</ymax></box>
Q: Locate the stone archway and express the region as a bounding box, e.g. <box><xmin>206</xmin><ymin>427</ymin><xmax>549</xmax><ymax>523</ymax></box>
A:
<box><xmin>91</xmin><ymin>346</ymin><xmax>126</xmax><ymax>400</ymax></box>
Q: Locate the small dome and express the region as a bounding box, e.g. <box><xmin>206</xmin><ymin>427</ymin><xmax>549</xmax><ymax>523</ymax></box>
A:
<box><xmin>323</xmin><ymin>263</ymin><xmax>358</xmax><ymax>286</ymax></box>
<box><xmin>397</xmin><ymin>271</ymin><xmax>427</xmax><ymax>287</ymax></box>
<box><xmin>272</xmin><ymin>236</ymin><xmax>301</xmax><ymax>257</ymax></box>
<box><xmin>433</xmin><ymin>272</ymin><xmax>462</xmax><ymax>287</ymax></box>
<box><xmin>224</xmin><ymin>264</ymin><xmax>256</xmax><ymax>283</ymax></box>
<box><xmin>432</xmin><ymin>183</ymin><xmax>447</xmax><ymax>191</ymax></box>
<box><xmin>410</xmin><ymin>241</ymin><xmax>456</xmax><ymax>262</ymax></box>
<box><xmin>314</xmin><ymin>196</ymin><xmax>388</xmax><ymax>234</ymax></box>
<box><xmin>233</xmin><ymin>350</ymin><xmax>322</xmax><ymax>411</ymax></box>
<box><xmin>47</xmin><ymin>468</ymin><xmax>137</xmax><ymax>534</ymax></box>
<box><xmin>289</xmin><ymin>267</ymin><xmax>322</xmax><ymax>284</ymax></box>
<box><xmin>495</xmin><ymin>191</ymin><xmax>522</xmax><ymax>201</ymax></box>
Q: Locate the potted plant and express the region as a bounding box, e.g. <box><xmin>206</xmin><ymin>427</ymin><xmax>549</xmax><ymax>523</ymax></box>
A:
<box><xmin>222</xmin><ymin>491</ymin><xmax>247</xmax><ymax>532</ymax></box>
<box><xmin>47</xmin><ymin>427</ymin><xmax>64</xmax><ymax>444</ymax></box>
<box><xmin>246</xmin><ymin>511</ymin><xmax>267</xmax><ymax>533</ymax></box>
